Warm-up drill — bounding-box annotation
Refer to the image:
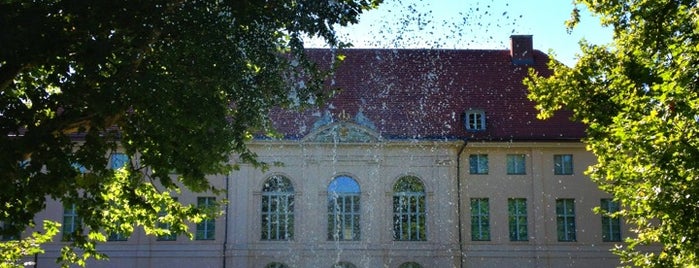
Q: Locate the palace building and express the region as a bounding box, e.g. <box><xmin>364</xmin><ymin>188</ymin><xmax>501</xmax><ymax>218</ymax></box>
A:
<box><xmin>32</xmin><ymin>36</ymin><xmax>622</xmax><ymax>268</ymax></box>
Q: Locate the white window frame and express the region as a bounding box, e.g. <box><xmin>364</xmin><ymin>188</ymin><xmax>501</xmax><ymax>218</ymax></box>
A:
<box><xmin>601</xmin><ymin>199</ymin><xmax>621</xmax><ymax>242</ymax></box>
<box><xmin>469</xmin><ymin>154</ymin><xmax>489</xmax><ymax>174</ymax></box>
<box><xmin>508</xmin><ymin>198</ymin><xmax>528</xmax><ymax>241</ymax></box>
<box><xmin>554</xmin><ymin>154</ymin><xmax>574</xmax><ymax>175</ymax></box>
<box><xmin>196</xmin><ymin>197</ymin><xmax>216</xmax><ymax>240</ymax></box>
<box><xmin>261</xmin><ymin>175</ymin><xmax>295</xmax><ymax>241</ymax></box>
<box><xmin>556</xmin><ymin>199</ymin><xmax>576</xmax><ymax>242</ymax></box>
<box><xmin>507</xmin><ymin>154</ymin><xmax>526</xmax><ymax>175</ymax></box>
<box><xmin>470</xmin><ymin>198</ymin><xmax>490</xmax><ymax>241</ymax></box>
<box><xmin>62</xmin><ymin>203</ymin><xmax>79</xmax><ymax>241</ymax></box>
<box><xmin>465</xmin><ymin>110</ymin><xmax>486</xmax><ymax>131</ymax></box>
<box><xmin>328</xmin><ymin>176</ymin><xmax>361</xmax><ymax>241</ymax></box>
<box><xmin>393</xmin><ymin>176</ymin><xmax>426</xmax><ymax>241</ymax></box>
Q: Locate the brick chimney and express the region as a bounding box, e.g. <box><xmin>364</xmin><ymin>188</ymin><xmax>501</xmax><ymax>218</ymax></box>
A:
<box><xmin>510</xmin><ymin>35</ymin><xmax>534</xmax><ymax>65</ymax></box>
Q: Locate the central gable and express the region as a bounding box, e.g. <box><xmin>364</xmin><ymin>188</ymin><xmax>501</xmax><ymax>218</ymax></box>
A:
<box><xmin>302</xmin><ymin>122</ymin><xmax>381</xmax><ymax>143</ymax></box>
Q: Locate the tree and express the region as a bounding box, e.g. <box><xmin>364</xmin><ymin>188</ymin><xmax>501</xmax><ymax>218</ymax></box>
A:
<box><xmin>526</xmin><ymin>0</ymin><xmax>699</xmax><ymax>267</ymax></box>
<box><xmin>0</xmin><ymin>0</ymin><xmax>380</xmax><ymax>266</ymax></box>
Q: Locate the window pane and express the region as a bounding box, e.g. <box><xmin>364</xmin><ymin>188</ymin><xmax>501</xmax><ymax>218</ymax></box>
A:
<box><xmin>393</xmin><ymin>176</ymin><xmax>426</xmax><ymax>241</ymax></box>
<box><xmin>469</xmin><ymin>154</ymin><xmax>488</xmax><ymax>174</ymax></box>
<box><xmin>328</xmin><ymin>176</ymin><xmax>360</xmax><ymax>241</ymax></box>
<box><xmin>263</xmin><ymin>175</ymin><xmax>295</xmax><ymax>192</ymax></box>
<box><xmin>62</xmin><ymin>203</ymin><xmax>79</xmax><ymax>241</ymax></box>
<box><xmin>399</xmin><ymin>262</ymin><xmax>423</xmax><ymax>268</ymax></box>
<box><xmin>601</xmin><ymin>199</ymin><xmax>621</xmax><ymax>242</ymax></box>
<box><xmin>508</xmin><ymin>198</ymin><xmax>528</xmax><ymax>241</ymax></box>
<box><xmin>556</xmin><ymin>199</ymin><xmax>576</xmax><ymax>241</ymax></box>
<box><xmin>196</xmin><ymin>197</ymin><xmax>215</xmax><ymax>240</ymax></box>
<box><xmin>262</xmin><ymin>176</ymin><xmax>295</xmax><ymax>241</ymax></box>
<box><xmin>333</xmin><ymin>262</ymin><xmax>358</xmax><ymax>268</ymax></box>
<box><xmin>327</xmin><ymin>213</ymin><xmax>336</xmax><ymax>240</ymax></box>
<box><xmin>107</xmin><ymin>218</ymin><xmax>129</xmax><ymax>241</ymax></box>
<box><xmin>393</xmin><ymin>176</ymin><xmax>425</xmax><ymax>192</ymax></box>
<box><xmin>507</xmin><ymin>154</ymin><xmax>526</xmax><ymax>175</ymax></box>
<box><xmin>0</xmin><ymin>222</ymin><xmax>19</xmax><ymax>241</ymax></box>
<box><xmin>1</xmin><ymin>233</ymin><xmax>18</xmax><ymax>241</ymax></box>
<box><xmin>328</xmin><ymin>176</ymin><xmax>360</xmax><ymax>193</ymax></box>
<box><xmin>465</xmin><ymin>110</ymin><xmax>486</xmax><ymax>131</ymax></box>
<box><xmin>265</xmin><ymin>263</ymin><xmax>289</xmax><ymax>268</ymax></box>
<box><xmin>470</xmin><ymin>198</ymin><xmax>490</xmax><ymax>241</ymax></box>
<box><xmin>107</xmin><ymin>231</ymin><xmax>128</xmax><ymax>241</ymax></box>
<box><xmin>554</xmin><ymin>154</ymin><xmax>573</xmax><ymax>175</ymax></box>
<box><xmin>109</xmin><ymin>153</ymin><xmax>129</xmax><ymax>169</ymax></box>
<box><xmin>470</xmin><ymin>113</ymin><xmax>481</xmax><ymax>129</ymax></box>
<box><xmin>352</xmin><ymin>215</ymin><xmax>361</xmax><ymax>240</ymax></box>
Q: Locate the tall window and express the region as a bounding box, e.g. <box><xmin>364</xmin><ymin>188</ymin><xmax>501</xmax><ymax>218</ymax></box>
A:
<box><xmin>107</xmin><ymin>226</ymin><xmax>128</xmax><ymax>241</ymax></box>
<box><xmin>554</xmin><ymin>154</ymin><xmax>573</xmax><ymax>175</ymax></box>
<box><xmin>109</xmin><ymin>153</ymin><xmax>129</xmax><ymax>169</ymax></box>
<box><xmin>157</xmin><ymin>198</ymin><xmax>178</xmax><ymax>241</ymax></box>
<box><xmin>469</xmin><ymin>154</ymin><xmax>489</xmax><ymax>174</ymax></box>
<box><xmin>107</xmin><ymin>152</ymin><xmax>130</xmax><ymax>241</ymax></box>
<box><xmin>1</xmin><ymin>222</ymin><xmax>19</xmax><ymax>241</ymax></box>
<box><xmin>507</xmin><ymin>154</ymin><xmax>526</xmax><ymax>175</ymax></box>
<box><xmin>399</xmin><ymin>262</ymin><xmax>423</xmax><ymax>268</ymax></box>
<box><xmin>328</xmin><ymin>176</ymin><xmax>360</xmax><ymax>241</ymax></box>
<box><xmin>601</xmin><ymin>199</ymin><xmax>621</xmax><ymax>242</ymax></box>
<box><xmin>1</xmin><ymin>233</ymin><xmax>17</xmax><ymax>241</ymax></box>
<box><xmin>508</xmin><ymin>198</ymin><xmax>528</xmax><ymax>241</ymax></box>
<box><xmin>393</xmin><ymin>176</ymin><xmax>426</xmax><ymax>241</ymax></box>
<box><xmin>62</xmin><ymin>203</ymin><xmax>79</xmax><ymax>241</ymax></box>
<box><xmin>470</xmin><ymin>198</ymin><xmax>490</xmax><ymax>241</ymax></box>
<box><xmin>265</xmin><ymin>262</ymin><xmax>289</xmax><ymax>268</ymax></box>
<box><xmin>556</xmin><ymin>199</ymin><xmax>576</xmax><ymax>241</ymax></box>
<box><xmin>332</xmin><ymin>262</ymin><xmax>357</xmax><ymax>268</ymax></box>
<box><xmin>196</xmin><ymin>197</ymin><xmax>216</xmax><ymax>240</ymax></box>
<box><xmin>262</xmin><ymin>175</ymin><xmax>295</xmax><ymax>241</ymax></box>
<box><xmin>465</xmin><ymin>110</ymin><xmax>486</xmax><ymax>131</ymax></box>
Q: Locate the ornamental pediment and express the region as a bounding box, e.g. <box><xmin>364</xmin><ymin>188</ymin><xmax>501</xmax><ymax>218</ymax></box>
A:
<box><xmin>303</xmin><ymin>110</ymin><xmax>381</xmax><ymax>143</ymax></box>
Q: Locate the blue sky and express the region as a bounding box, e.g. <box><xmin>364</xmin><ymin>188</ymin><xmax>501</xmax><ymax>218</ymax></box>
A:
<box><xmin>310</xmin><ymin>0</ymin><xmax>614</xmax><ymax>66</ymax></box>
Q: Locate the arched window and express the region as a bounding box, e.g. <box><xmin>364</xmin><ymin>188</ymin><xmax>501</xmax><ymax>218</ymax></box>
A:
<box><xmin>265</xmin><ymin>262</ymin><xmax>289</xmax><ymax>268</ymax></box>
<box><xmin>393</xmin><ymin>176</ymin><xmax>426</xmax><ymax>241</ymax></box>
<box><xmin>332</xmin><ymin>262</ymin><xmax>357</xmax><ymax>268</ymax></box>
<box><xmin>398</xmin><ymin>262</ymin><xmax>423</xmax><ymax>268</ymax></box>
<box><xmin>327</xmin><ymin>176</ymin><xmax>360</xmax><ymax>241</ymax></box>
<box><xmin>261</xmin><ymin>175</ymin><xmax>295</xmax><ymax>240</ymax></box>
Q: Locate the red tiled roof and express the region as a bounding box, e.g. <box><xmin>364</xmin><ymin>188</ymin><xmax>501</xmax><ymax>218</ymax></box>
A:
<box><xmin>270</xmin><ymin>48</ymin><xmax>585</xmax><ymax>141</ymax></box>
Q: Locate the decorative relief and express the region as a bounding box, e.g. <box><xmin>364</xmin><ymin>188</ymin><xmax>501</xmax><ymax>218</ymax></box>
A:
<box><xmin>435</xmin><ymin>159</ymin><xmax>454</xmax><ymax>166</ymax></box>
<box><xmin>304</xmin><ymin>122</ymin><xmax>380</xmax><ymax>143</ymax></box>
<box><xmin>305</xmin><ymin>109</ymin><xmax>381</xmax><ymax>143</ymax></box>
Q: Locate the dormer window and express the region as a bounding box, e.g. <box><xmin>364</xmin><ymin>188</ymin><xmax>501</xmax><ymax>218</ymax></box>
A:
<box><xmin>465</xmin><ymin>109</ymin><xmax>486</xmax><ymax>131</ymax></box>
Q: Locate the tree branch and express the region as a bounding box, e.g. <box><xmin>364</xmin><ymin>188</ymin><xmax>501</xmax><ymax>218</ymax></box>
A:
<box><xmin>0</xmin><ymin>62</ymin><xmax>27</xmax><ymax>93</ymax></box>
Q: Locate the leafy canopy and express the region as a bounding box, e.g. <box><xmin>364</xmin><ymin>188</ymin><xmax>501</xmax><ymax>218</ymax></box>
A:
<box><xmin>0</xmin><ymin>0</ymin><xmax>380</xmax><ymax>266</ymax></box>
<box><xmin>526</xmin><ymin>0</ymin><xmax>699</xmax><ymax>267</ymax></box>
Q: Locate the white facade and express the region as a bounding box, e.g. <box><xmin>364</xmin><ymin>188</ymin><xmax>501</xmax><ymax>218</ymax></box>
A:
<box><xmin>31</xmin><ymin>122</ymin><xmax>622</xmax><ymax>268</ymax></box>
